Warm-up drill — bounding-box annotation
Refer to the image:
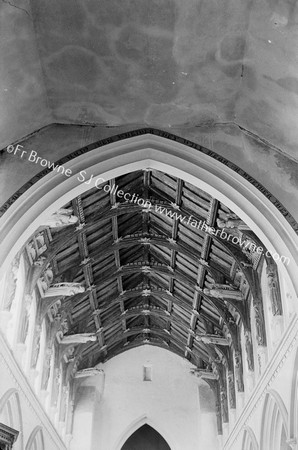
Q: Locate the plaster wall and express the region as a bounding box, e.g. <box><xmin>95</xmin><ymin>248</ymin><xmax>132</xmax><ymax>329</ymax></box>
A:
<box><xmin>0</xmin><ymin>331</ymin><xmax>66</xmax><ymax>450</ymax></box>
<box><xmin>2</xmin><ymin>0</ymin><xmax>298</xmax><ymax>162</ymax></box>
<box><xmin>0</xmin><ymin>0</ymin><xmax>52</xmax><ymax>147</ymax></box>
<box><xmin>1</xmin><ymin>0</ymin><xmax>298</xmax><ymax>233</ymax></box>
<box><xmin>1</xmin><ymin>124</ymin><xmax>298</xmax><ymax>227</ymax></box>
<box><xmin>78</xmin><ymin>346</ymin><xmax>218</xmax><ymax>450</ymax></box>
<box><xmin>224</xmin><ymin>315</ymin><xmax>298</xmax><ymax>450</ymax></box>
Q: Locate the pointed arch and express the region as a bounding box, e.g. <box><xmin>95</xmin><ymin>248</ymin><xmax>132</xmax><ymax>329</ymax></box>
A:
<box><xmin>289</xmin><ymin>347</ymin><xmax>298</xmax><ymax>441</ymax></box>
<box><xmin>260</xmin><ymin>390</ymin><xmax>289</xmax><ymax>450</ymax></box>
<box><xmin>25</xmin><ymin>425</ymin><xmax>45</xmax><ymax>450</ymax></box>
<box><xmin>113</xmin><ymin>415</ymin><xmax>178</xmax><ymax>450</ymax></box>
<box><xmin>121</xmin><ymin>424</ymin><xmax>171</xmax><ymax>450</ymax></box>
<box><xmin>242</xmin><ymin>426</ymin><xmax>259</xmax><ymax>450</ymax></box>
<box><xmin>0</xmin><ymin>389</ymin><xmax>23</xmax><ymax>449</ymax></box>
<box><xmin>0</xmin><ymin>132</ymin><xmax>296</xmax><ymax>300</ymax></box>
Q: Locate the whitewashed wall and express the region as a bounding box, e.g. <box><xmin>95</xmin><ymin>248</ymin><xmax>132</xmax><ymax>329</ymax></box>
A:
<box><xmin>224</xmin><ymin>314</ymin><xmax>298</xmax><ymax>450</ymax></box>
<box><xmin>0</xmin><ymin>331</ymin><xmax>66</xmax><ymax>450</ymax></box>
<box><xmin>70</xmin><ymin>345</ymin><xmax>219</xmax><ymax>450</ymax></box>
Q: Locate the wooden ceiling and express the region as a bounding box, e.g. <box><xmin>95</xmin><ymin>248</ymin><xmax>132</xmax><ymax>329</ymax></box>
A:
<box><xmin>35</xmin><ymin>169</ymin><xmax>263</xmax><ymax>372</ymax></box>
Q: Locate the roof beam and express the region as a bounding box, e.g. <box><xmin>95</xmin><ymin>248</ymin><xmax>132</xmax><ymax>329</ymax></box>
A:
<box><xmin>93</xmin><ymin>263</ymin><xmax>198</xmax><ymax>289</ymax></box>
<box><xmin>36</xmin><ymin>200</ymin><xmax>252</xmax><ymax>276</ymax></box>
<box><xmin>168</xmin><ymin>178</ymin><xmax>184</xmax><ymax>347</ymax></box>
<box><xmin>186</xmin><ymin>198</ymin><xmax>219</xmax><ymax>359</ymax></box>
<box><xmin>72</xmin><ymin>197</ymin><xmax>106</xmax><ymax>352</ymax></box>
<box><xmin>109</xmin><ymin>178</ymin><xmax>127</xmax><ymax>338</ymax></box>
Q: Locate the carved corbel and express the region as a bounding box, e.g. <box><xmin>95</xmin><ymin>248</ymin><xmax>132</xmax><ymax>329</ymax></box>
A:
<box><xmin>234</xmin><ymin>350</ymin><xmax>244</xmax><ymax>392</ymax></box>
<box><xmin>251</xmin><ymin>271</ymin><xmax>267</xmax><ymax>346</ymax></box>
<box><xmin>227</xmin><ymin>370</ymin><xmax>236</xmax><ymax>409</ymax></box>
<box><xmin>220</xmin><ymin>388</ymin><xmax>229</xmax><ymax>423</ymax></box>
<box><xmin>31</xmin><ymin>324</ymin><xmax>42</xmax><ymax>368</ymax></box>
<box><xmin>244</xmin><ymin>330</ymin><xmax>254</xmax><ymax>371</ymax></box>
<box><xmin>266</xmin><ymin>264</ymin><xmax>283</xmax><ymax>316</ymax></box>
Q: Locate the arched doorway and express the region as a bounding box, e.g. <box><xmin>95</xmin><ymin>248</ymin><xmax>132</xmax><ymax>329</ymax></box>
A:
<box><xmin>121</xmin><ymin>424</ymin><xmax>171</xmax><ymax>450</ymax></box>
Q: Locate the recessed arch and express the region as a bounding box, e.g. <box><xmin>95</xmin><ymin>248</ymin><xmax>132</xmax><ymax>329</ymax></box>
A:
<box><xmin>25</xmin><ymin>425</ymin><xmax>45</xmax><ymax>450</ymax></box>
<box><xmin>289</xmin><ymin>347</ymin><xmax>298</xmax><ymax>440</ymax></box>
<box><xmin>0</xmin><ymin>389</ymin><xmax>23</xmax><ymax>450</ymax></box>
<box><xmin>0</xmin><ymin>132</ymin><xmax>297</xmax><ymax>294</ymax></box>
<box><xmin>0</xmin><ymin>388</ymin><xmax>18</xmax><ymax>414</ymax></box>
<box><xmin>260</xmin><ymin>390</ymin><xmax>289</xmax><ymax>450</ymax></box>
<box><xmin>113</xmin><ymin>415</ymin><xmax>178</xmax><ymax>450</ymax></box>
<box><xmin>242</xmin><ymin>426</ymin><xmax>259</xmax><ymax>450</ymax></box>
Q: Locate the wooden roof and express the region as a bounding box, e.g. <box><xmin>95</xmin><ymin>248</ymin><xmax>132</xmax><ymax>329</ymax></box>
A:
<box><xmin>32</xmin><ymin>169</ymin><xmax>264</xmax><ymax>372</ymax></box>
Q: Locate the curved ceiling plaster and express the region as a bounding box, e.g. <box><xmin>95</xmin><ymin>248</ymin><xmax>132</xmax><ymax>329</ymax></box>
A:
<box><xmin>1</xmin><ymin>0</ymin><xmax>298</xmax><ymax>161</ymax></box>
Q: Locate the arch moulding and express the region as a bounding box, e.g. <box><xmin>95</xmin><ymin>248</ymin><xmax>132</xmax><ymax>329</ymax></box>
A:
<box><xmin>289</xmin><ymin>347</ymin><xmax>298</xmax><ymax>440</ymax></box>
<box><xmin>113</xmin><ymin>414</ymin><xmax>177</xmax><ymax>450</ymax></box>
<box><xmin>0</xmin><ymin>132</ymin><xmax>297</xmax><ymax>295</ymax></box>
<box><xmin>0</xmin><ymin>388</ymin><xmax>23</xmax><ymax>450</ymax></box>
<box><xmin>242</xmin><ymin>426</ymin><xmax>259</xmax><ymax>450</ymax></box>
<box><xmin>260</xmin><ymin>390</ymin><xmax>289</xmax><ymax>450</ymax></box>
<box><xmin>25</xmin><ymin>425</ymin><xmax>44</xmax><ymax>450</ymax></box>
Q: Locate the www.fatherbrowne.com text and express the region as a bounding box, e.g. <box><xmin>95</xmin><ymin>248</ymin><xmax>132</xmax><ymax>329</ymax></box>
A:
<box><xmin>6</xmin><ymin>146</ymin><xmax>290</xmax><ymax>266</ymax></box>
<box><xmin>77</xmin><ymin>172</ymin><xmax>290</xmax><ymax>266</ymax></box>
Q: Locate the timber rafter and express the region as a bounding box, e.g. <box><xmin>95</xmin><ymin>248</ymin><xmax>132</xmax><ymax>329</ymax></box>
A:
<box><xmin>25</xmin><ymin>169</ymin><xmax>265</xmax><ymax>374</ymax></box>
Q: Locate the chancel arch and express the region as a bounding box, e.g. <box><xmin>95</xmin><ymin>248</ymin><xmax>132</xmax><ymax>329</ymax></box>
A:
<box><xmin>0</xmin><ymin>133</ymin><xmax>297</xmax><ymax>295</ymax></box>
<box><xmin>0</xmin><ymin>132</ymin><xmax>297</xmax><ymax>450</ymax></box>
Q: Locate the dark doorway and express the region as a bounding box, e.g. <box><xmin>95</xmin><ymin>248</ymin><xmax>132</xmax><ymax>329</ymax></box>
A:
<box><xmin>121</xmin><ymin>424</ymin><xmax>171</xmax><ymax>450</ymax></box>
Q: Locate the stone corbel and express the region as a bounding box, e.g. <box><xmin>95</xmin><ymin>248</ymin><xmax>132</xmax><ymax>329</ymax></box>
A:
<box><xmin>220</xmin><ymin>388</ymin><xmax>229</xmax><ymax>423</ymax></box>
<box><xmin>234</xmin><ymin>350</ymin><xmax>244</xmax><ymax>392</ymax></box>
<box><xmin>74</xmin><ymin>368</ymin><xmax>104</xmax><ymax>378</ymax></box>
<box><xmin>40</xmin><ymin>208</ymin><xmax>79</xmax><ymax>229</ymax></box>
<box><xmin>266</xmin><ymin>263</ymin><xmax>283</xmax><ymax>316</ymax></box>
<box><xmin>244</xmin><ymin>330</ymin><xmax>254</xmax><ymax>372</ymax></box>
<box><xmin>203</xmin><ymin>287</ymin><xmax>243</xmax><ymax>301</ymax></box>
<box><xmin>251</xmin><ymin>270</ymin><xmax>267</xmax><ymax>346</ymax></box>
<box><xmin>44</xmin><ymin>282</ymin><xmax>85</xmax><ymax>298</ymax></box>
<box><xmin>190</xmin><ymin>368</ymin><xmax>218</xmax><ymax>380</ymax></box>
<box><xmin>227</xmin><ymin>370</ymin><xmax>236</xmax><ymax>409</ymax></box>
